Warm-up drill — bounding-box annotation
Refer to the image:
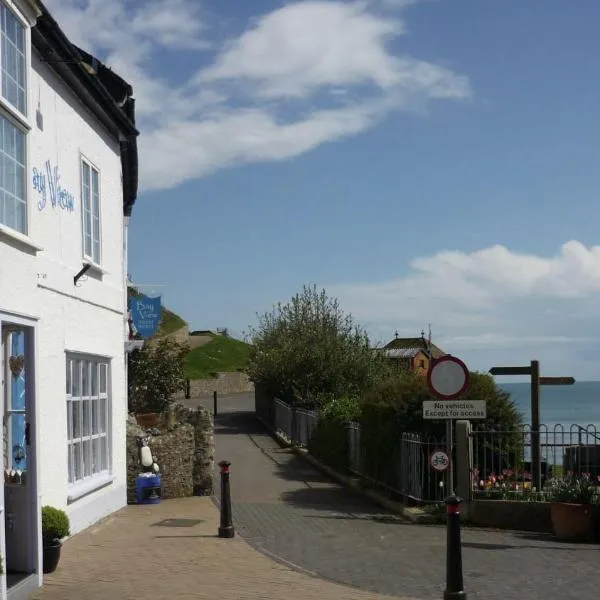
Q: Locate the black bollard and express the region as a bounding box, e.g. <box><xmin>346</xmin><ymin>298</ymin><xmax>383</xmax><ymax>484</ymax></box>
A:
<box><xmin>185</xmin><ymin>379</ymin><xmax>191</xmax><ymax>400</ymax></box>
<box><xmin>218</xmin><ymin>460</ymin><xmax>235</xmax><ymax>538</ymax></box>
<box><xmin>444</xmin><ymin>495</ymin><xmax>466</xmax><ymax>600</ymax></box>
<box><xmin>213</xmin><ymin>390</ymin><xmax>218</xmax><ymax>416</ymax></box>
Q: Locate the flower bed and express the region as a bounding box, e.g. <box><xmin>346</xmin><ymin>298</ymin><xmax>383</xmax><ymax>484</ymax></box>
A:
<box><xmin>469</xmin><ymin>471</ymin><xmax>600</xmax><ymax>540</ymax></box>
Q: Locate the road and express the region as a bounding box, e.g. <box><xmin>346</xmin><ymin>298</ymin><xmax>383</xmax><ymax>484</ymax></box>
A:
<box><xmin>191</xmin><ymin>392</ymin><xmax>600</xmax><ymax>600</ymax></box>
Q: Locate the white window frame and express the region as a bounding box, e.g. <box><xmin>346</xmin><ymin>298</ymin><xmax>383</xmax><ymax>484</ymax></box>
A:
<box><xmin>66</xmin><ymin>353</ymin><xmax>112</xmax><ymax>500</ymax></box>
<box><xmin>0</xmin><ymin>1</ymin><xmax>28</xmax><ymax>120</ymax></box>
<box><xmin>0</xmin><ymin>0</ymin><xmax>31</xmax><ymax>238</ymax></box>
<box><xmin>80</xmin><ymin>155</ymin><xmax>102</xmax><ymax>266</ymax></box>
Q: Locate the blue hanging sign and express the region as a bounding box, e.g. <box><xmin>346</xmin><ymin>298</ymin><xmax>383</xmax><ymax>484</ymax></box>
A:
<box><xmin>33</xmin><ymin>160</ymin><xmax>76</xmax><ymax>212</ymax></box>
<box><xmin>129</xmin><ymin>295</ymin><xmax>162</xmax><ymax>339</ymax></box>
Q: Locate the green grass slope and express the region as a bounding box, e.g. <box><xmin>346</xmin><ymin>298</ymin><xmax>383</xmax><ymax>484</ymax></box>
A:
<box><xmin>185</xmin><ymin>335</ymin><xmax>251</xmax><ymax>379</ymax></box>
<box><xmin>159</xmin><ymin>308</ymin><xmax>187</xmax><ymax>336</ymax></box>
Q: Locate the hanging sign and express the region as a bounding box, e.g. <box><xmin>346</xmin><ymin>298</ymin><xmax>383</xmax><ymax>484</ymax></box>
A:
<box><xmin>129</xmin><ymin>294</ymin><xmax>162</xmax><ymax>339</ymax></box>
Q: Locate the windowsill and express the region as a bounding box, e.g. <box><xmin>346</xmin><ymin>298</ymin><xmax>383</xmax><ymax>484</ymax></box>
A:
<box><xmin>83</xmin><ymin>260</ymin><xmax>108</xmax><ymax>276</ymax></box>
<box><xmin>67</xmin><ymin>473</ymin><xmax>114</xmax><ymax>503</ymax></box>
<box><xmin>0</xmin><ymin>224</ymin><xmax>43</xmax><ymax>253</ymax></box>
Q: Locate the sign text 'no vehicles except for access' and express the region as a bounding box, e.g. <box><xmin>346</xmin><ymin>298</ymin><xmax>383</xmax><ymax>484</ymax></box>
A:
<box><xmin>422</xmin><ymin>400</ymin><xmax>487</xmax><ymax>420</ymax></box>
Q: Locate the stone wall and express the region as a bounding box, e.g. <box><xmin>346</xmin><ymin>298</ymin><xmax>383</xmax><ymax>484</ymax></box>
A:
<box><xmin>174</xmin><ymin>371</ymin><xmax>254</xmax><ymax>399</ymax></box>
<box><xmin>469</xmin><ymin>500</ymin><xmax>553</xmax><ymax>533</ymax></box>
<box><xmin>126</xmin><ymin>403</ymin><xmax>214</xmax><ymax>503</ymax></box>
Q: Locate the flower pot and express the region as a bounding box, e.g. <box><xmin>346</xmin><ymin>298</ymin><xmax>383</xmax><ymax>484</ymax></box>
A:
<box><xmin>136</xmin><ymin>413</ymin><xmax>158</xmax><ymax>429</ymax></box>
<box><xmin>43</xmin><ymin>541</ymin><xmax>62</xmax><ymax>574</ymax></box>
<box><xmin>550</xmin><ymin>502</ymin><xmax>594</xmax><ymax>542</ymax></box>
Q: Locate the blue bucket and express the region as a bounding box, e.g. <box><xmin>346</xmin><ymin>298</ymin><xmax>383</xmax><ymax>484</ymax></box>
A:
<box><xmin>136</xmin><ymin>474</ymin><xmax>162</xmax><ymax>505</ymax></box>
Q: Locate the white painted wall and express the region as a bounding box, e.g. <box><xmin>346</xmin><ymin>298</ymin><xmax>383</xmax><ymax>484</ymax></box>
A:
<box><xmin>0</xmin><ymin>47</ymin><xmax>129</xmax><ymax>535</ymax></box>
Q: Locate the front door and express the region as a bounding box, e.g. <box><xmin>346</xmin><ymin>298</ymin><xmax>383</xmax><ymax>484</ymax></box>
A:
<box><xmin>1</xmin><ymin>323</ymin><xmax>39</xmax><ymax>596</ymax></box>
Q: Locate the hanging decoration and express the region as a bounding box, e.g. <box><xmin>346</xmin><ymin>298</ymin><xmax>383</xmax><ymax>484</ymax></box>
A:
<box><xmin>9</xmin><ymin>355</ymin><xmax>25</xmax><ymax>378</ymax></box>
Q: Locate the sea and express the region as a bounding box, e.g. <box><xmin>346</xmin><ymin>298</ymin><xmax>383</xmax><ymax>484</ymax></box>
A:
<box><xmin>501</xmin><ymin>381</ymin><xmax>600</xmax><ymax>430</ymax></box>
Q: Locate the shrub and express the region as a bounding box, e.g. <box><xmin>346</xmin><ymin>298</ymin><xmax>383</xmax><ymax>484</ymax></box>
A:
<box><xmin>358</xmin><ymin>369</ymin><xmax>522</xmax><ymax>485</ymax></box>
<box><xmin>128</xmin><ymin>337</ymin><xmax>188</xmax><ymax>414</ymax></box>
<box><xmin>309</xmin><ymin>397</ymin><xmax>360</xmax><ymax>470</ymax></box>
<box><xmin>246</xmin><ymin>285</ymin><xmax>390</xmax><ymax>407</ymax></box>
<box><xmin>42</xmin><ymin>506</ymin><xmax>70</xmax><ymax>545</ymax></box>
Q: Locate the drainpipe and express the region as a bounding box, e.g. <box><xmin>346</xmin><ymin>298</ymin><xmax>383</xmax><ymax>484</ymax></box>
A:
<box><xmin>124</xmin><ymin>216</ymin><xmax>129</xmax><ymax>411</ymax></box>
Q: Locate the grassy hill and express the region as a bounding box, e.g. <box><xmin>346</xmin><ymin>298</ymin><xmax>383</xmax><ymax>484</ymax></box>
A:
<box><xmin>128</xmin><ymin>286</ymin><xmax>250</xmax><ymax>379</ymax></box>
<box><xmin>185</xmin><ymin>334</ymin><xmax>251</xmax><ymax>379</ymax></box>
<box><xmin>159</xmin><ymin>307</ymin><xmax>187</xmax><ymax>336</ymax></box>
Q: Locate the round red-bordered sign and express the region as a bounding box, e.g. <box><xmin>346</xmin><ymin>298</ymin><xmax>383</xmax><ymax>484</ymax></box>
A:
<box><xmin>427</xmin><ymin>355</ymin><xmax>470</xmax><ymax>400</ymax></box>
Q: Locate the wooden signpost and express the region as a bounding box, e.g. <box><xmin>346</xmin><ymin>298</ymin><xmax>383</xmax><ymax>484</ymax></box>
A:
<box><xmin>489</xmin><ymin>360</ymin><xmax>575</xmax><ymax>491</ymax></box>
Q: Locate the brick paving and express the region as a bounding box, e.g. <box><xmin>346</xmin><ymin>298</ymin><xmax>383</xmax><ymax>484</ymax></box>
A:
<box><xmin>211</xmin><ymin>394</ymin><xmax>600</xmax><ymax>600</ymax></box>
<box><xmin>33</xmin><ymin>497</ymin><xmax>412</xmax><ymax>600</ymax></box>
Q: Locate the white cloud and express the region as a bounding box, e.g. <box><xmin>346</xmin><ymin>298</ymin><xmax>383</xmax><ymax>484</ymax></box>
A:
<box><xmin>44</xmin><ymin>0</ymin><xmax>470</xmax><ymax>192</ymax></box>
<box><xmin>326</xmin><ymin>241</ymin><xmax>600</xmax><ymax>378</ymax></box>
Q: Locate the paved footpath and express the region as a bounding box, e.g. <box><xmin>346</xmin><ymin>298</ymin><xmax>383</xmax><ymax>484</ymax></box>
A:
<box><xmin>207</xmin><ymin>393</ymin><xmax>600</xmax><ymax>600</ymax></box>
<box><xmin>33</xmin><ymin>497</ymin><xmax>411</xmax><ymax>600</ymax></box>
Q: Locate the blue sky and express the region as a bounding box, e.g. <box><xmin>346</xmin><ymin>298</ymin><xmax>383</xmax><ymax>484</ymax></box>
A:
<box><xmin>49</xmin><ymin>0</ymin><xmax>600</xmax><ymax>379</ymax></box>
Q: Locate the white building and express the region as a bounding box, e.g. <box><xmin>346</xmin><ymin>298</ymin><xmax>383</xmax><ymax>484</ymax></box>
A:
<box><xmin>0</xmin><ymin>1</ymin><xmax>139</xmax><ymax>598</ymax></box>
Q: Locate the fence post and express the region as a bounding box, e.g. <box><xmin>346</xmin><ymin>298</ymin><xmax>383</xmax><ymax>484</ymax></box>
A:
<box><xmin>290</xmin><ymin>405</ymin><xmax>297</xmax><ymax>446</ymax></box>
<box><xmin>455</xmin><ymin>420</ymin><xmax>472</xmax><ymax>508</ymax></box>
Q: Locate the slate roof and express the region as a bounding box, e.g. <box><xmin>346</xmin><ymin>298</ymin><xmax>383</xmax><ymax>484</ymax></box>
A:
<box><xmin>32</xmin><ymin>1</ymin><xmax>139</xmax><ymax>216</ymax></box>
<box><xmin>382</xmin><ymin>336</ymin><xmax>446</xmax><ymax>359</ymax></box>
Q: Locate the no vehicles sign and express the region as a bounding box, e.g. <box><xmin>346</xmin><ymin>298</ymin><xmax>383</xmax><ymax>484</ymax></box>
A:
<box><xmin>422</xmin><ymin>400</ymin><xmax>486</xmax><ymax>420</ymax></box>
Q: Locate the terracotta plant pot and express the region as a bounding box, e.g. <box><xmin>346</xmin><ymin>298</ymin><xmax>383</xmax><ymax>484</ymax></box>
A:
<box><xmin>550</xmin><ymin>502</ymin><xmax>594</xmax><ymax>542</ymax></box>
<box><xmin>136</xmin><ymin>413</ymin><xmax>158</xmax><ymax>429</ymax></box>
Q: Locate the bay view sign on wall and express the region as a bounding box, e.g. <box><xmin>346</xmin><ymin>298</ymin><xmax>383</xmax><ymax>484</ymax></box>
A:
<box><xmin>33</xmin><ymin>160</ymin><xmax>76</xmax><ymax>212</ymax></box>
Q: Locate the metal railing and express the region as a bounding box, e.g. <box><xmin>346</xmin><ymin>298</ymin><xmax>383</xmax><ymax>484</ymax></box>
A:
<box><xmin>347</xmin><ymin>424</ymin><xmax>450</xmax><ymax>502</ymax></box>
<box><xmin>266</xmin><ymin>396</ymin><xmax>448</xmax><ymax>502</ymax></box>
<box><xmin>471</xmin><ymin>423</ymin><xmax>600</xmax><ymax>496</ymax></box>
<box><xmin>262</xmin><ymin>394</ymin><xmax>600</xmax><ymax>503</ymax></box>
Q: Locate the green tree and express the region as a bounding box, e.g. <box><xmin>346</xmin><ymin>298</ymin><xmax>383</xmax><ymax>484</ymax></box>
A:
<box><xmin>128</xmin><ymin>337</ymin><xmax>188</xmax><ymax>414</ymax></box>
<box><xmin>246</xmin><ymin>285</ymin><xmax>390</xmax><ymax>406</ymax></box>
<box><xmin>358</xmin><ymin>370</ymin><xmax>523</xmax><ymax>483</ymax></box>
<box><xmin>361</xmin><ymin>370</ymin><xmax>522</xmax><ymax>437</ymax></box>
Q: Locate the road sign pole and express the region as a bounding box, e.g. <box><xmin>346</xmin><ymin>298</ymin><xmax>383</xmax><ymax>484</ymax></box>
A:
<box><xmin>530</xmin><ymin>360</ymin><xmax>541</xmax><ymax>492</ymax></box>
<box><xmin>427</xmin><ymin>355</ymin><xmax>471</xmax><ymax>599</ymax></box>
<box><xmin>446</xmin><ymin>421</ymin><xmax>454</xmax><ymax>494</ymax></box>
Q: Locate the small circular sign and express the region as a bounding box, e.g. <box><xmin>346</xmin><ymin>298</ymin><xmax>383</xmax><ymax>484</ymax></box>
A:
<box><xmin>427</xmin><ymin>355</ymin><xmax>470</xmax><ymax>400</ymax></box>
<box><xmin>430</xmin><ymin>450</ymin><xmax>450</xmax><ymax>472</ymax></box>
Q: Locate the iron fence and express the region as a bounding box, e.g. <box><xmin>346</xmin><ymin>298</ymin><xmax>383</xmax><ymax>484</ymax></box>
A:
<box><xmin>293</xmin><ymin>407</ymin><xmax>319</xmax><ymax>447</ymax></box>
<box><xmin>347</xmin><ymin>423</ymin><xmax>450</xmax><ymax>502</ymax></box>
<box><xmin>274</xmin><ymin>398</ymin><xmax>294</xmax><ymax>442</ymax></box>
<box><xmin>471</xmin><ymin>423</ymin><xmax>600</xmax><ymax>497</ymax></box>
<box><xmin>273</xmin><ymin>398</ymin><xmax>320</xmax><ymax>448</ymax></box>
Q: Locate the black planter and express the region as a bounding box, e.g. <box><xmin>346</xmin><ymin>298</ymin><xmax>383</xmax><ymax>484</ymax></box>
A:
<box><xmin>42</xmin><ymin>541</ymin><xmax>62</xmax><ymax>574</ymax></box>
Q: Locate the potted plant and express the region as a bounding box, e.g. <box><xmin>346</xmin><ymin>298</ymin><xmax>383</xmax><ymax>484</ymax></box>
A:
<box><xmin>547</xmin><ymin>472</ymin><xmax>599</xmax><ymax>542</ymax></box>
<box><xmin>41</xmin><ymin>506</ymin><xmax>70</xmax><ymax>574</ymax></box>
